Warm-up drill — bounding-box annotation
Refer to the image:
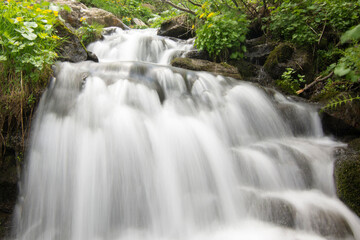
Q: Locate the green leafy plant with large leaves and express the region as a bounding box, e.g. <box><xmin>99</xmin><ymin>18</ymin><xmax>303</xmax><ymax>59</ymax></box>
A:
<box><xmin>0</xmin><ymin>0</ymin><xmax>61</xmax><ymax>89</ymax></box>
<box><xmin>195</xmin><ymin>10</ymin><xmax>249</xmax><ymax>61</ymax></box>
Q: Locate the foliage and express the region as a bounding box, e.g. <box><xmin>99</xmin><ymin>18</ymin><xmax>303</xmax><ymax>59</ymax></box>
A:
<box><xmin>78</xmin><ymin>0</ymin><xmax>154</xmax><ymax>26</ymax></box>
<box><xmin>321</xmin><ymin>94</ymin><xmax>360</xmax><ymax>112</ymax></box>
<box><xmin>267</xmin><ymin>0</ymin><xmax>360</xmax><ymax>46</ymax></box>
<box><xmin>276</xmin><ymin>68</ymin><xmax>305</xmax><ymax>94</ymax></box>
<box><xmin>0</xmin><ymin>0</ymin><xmax>61</xmax><ymax>91</ymax></box>
<box><xmin>76</xmin><ymin>18</ymin><xmax>104</xmax><ymax>46</ymax></box>
<box><xmin>195</xmin><ymin>10</ymin><xmax>249</xmax><ymax>61</ymax></box>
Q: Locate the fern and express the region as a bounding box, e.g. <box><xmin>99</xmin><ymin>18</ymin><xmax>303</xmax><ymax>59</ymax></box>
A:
<box><xmin>321</xmin><ymin>94</ymin><xmax>360</xmax><ymax>112</ymax></box>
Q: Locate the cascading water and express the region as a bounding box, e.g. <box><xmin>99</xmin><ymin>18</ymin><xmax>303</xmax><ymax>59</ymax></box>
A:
<box><xmin>13</xmin><ymin>28</ymin><xmax>360</xmax><ymax>240</ymax></box>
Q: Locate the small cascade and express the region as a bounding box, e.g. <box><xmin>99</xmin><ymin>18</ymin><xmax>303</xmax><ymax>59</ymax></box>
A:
<box><xmin>13</xmin><ymin>28</ymin><xmax>360</xmax><ymax>240</ymax></box>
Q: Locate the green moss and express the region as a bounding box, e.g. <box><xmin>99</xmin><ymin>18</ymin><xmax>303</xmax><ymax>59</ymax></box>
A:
<box><xmin>264</xmin><ymin>43</ymin><xmax>294</xmax><ymax>73</ymax></box>
<box><xmin>334</xmin><ymin>153</ymin><xmax>360</xmax><ymax>217</ymax></box>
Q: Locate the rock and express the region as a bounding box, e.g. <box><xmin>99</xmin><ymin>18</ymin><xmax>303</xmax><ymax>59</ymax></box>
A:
<box><xmin>263</xmin><ymin>43</ymin><xmax>294</xmax><ymax>79</ymax></box>
<box><xmin>321</xmin><ymin>93</ymin><xmax>360</xmax><ymax>137</ymax></box>
<box><xmin>334</xmin><ymin>138</ymin><xmax>360</xmax><ymax>217</ymax></box>
<box><xmin>308</xmin><ymin>208</ymin><xmax>354</xmax><ymax>238</ymax></box>
<box><xmin>184</xmin><ymin>50</ymin><xmax>210</xmax><ymax>61</ymax></box>
<box><xmin>171</xmin><ymin>57</ymin><xmax>241</xmax><ymax>79</ymax></box>
<box><xmin>245</xmin><ymin>41</ymin><xmax>276</xmax><ymax>66</ymax></box>
<box><xmin>133</xmin><ymin>18</ymin><xmax>147</xmax><ymax>27</ymax></box>
<box><xmin>263</xmin><ymin>43</ymin><xmax>314</xmax><ymax>84</ymax></box>
<box><xmin>157</xmin><ymin>15</ymin><xmax>194</xmax><ymax>40</ymax></box>
<box><xmin>45</xmin><ymin>0</ymin><xmax>128</xmax><ymax>29</ymax></box>
<box><xmin>55</xmin><ymin>21</ymin><xmax>98</xmax><ymax>63</ymax></box>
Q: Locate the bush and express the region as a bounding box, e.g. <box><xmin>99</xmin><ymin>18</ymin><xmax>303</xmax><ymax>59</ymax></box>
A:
<box><xmin>195</xmin><ymin>11</ymin><xmax>249</xmax><ymax>61</ymax></box>
<box><xmin>268</xmin><ymin>0</ymin><xmax>360</xmax><ymax>46</ymax></box>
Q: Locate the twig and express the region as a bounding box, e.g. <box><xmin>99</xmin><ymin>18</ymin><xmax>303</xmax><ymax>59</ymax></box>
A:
<box><xmin>161</xmin><ymin>0</ymin><xmax>196</xmax><ymax>15</ymax></box>
<box><xmin>296</xmin><ymin>71</ymin><xmax>334</xmax><ymax>94</ymax></box>
<box><xmin>318</xmin><ymin>22</ymin><xmax>326</xmax><ymax>45</ymax></box>
<box><xmin>187</xmin><ymin>0</ymin><xmax>201</xmax><ymax>7</ymax></box>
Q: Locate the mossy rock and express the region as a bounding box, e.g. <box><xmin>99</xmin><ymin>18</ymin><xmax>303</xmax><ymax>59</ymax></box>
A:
<box><xmin>171</xmin><ymin>57</ymin><xmax>241</xmax><ymax>79</ymax></box>
<box><xmin>263</xmin><ymin>43</ymin><xmax>294</xmax><ymax>79</ymax></box>
<box><xmin>334</xmin><ymin>140</ymin><xmax>360</xmax><ymax>217</ymax></box>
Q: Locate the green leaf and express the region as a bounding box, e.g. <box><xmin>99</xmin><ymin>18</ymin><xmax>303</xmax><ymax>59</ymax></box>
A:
<box><xmin>334</xmin><ymin>63</ymin><xmax>351</xmax><ymax>77</ymax></box>
<box><xmin>0</xmin><ymin>55</ymin><xmax>7</xmax><ymax>61</ymax></box>
<box><xmin>24</xmin><ymin>22</ymin><xmax>38</xmax><ymax>28</ymax></box>
<box><xmin>341</xmin><ymin>24</ymin><xmax>360</xmax><ymax>43</ymax></box>
<box><xmin>21</xmin><ymin>32</ymin><xmax>37</xmax><ymax>40</ymax></box>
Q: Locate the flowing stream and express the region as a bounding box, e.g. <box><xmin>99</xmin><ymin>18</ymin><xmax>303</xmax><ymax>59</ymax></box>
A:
<box><xmin>13</xmin><ymin>28</ymin><xmax>360</xmax><ymax>240</ymax></box>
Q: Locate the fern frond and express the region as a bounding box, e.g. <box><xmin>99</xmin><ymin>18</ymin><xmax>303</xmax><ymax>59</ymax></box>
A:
<box><xmin>321</xmin><ymin>95</ymin><xmax>360</xmax><ymax>112</ymax></box>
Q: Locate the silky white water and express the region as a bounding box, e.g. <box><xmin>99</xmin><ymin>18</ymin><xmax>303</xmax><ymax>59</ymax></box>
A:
<box><xmin>13</xmin><ymin>28</ymin><xmax>360</xmax><ymax>240</ymax></box>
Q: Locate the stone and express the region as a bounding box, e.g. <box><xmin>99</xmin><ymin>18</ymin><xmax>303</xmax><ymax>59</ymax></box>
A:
<box><xmin>171</xmin><ymin>57</ymin><xmax>241</xmax><ymax>79</ymax></box>
<box><xmin>334</xmin><ymin>138</ymin><xmax>360</xmax><ymax>217</ymax></box>
<box><xmin>320</xmin><ymin>93</ymin><xmax>360</xmax><ymax>137</ymax></box>
<box><xmin>263</xmin><ymin>43</ymin><xmax>294</xmax><ymax>79</ymax></box>
<box><xmin>45</xmin><ymin>0</ymin><xmax>128</xmax><ymax>29</ymax></box>
<box><xmin>55</xmin><ymin>21</ymin><xmax>98</xmax><ymax>63</ymax></box>
<box><xmin>157</xmin><ymin>15</ymin><xmax>194</xmax><ymax>40</ymax></box>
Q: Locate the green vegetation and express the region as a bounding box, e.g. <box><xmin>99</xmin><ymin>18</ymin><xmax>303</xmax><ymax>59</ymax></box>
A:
<box><xmin>276</xmin><ymin>68</ymin><xmax>305</xmax><ymax>94</ymax></box>
<box><xmin>78</xmin><ymin>0</ymin><xmax>155</xmax><ymax>26</ymax></box>
<box><xmin>195</xmin><ymin>10</ymin><xmax>249</xmax><ymax>61</ymax></box>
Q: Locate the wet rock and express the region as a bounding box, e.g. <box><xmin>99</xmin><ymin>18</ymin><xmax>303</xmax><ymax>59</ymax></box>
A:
<box><xmin>245</xmin><ymin>41</ymin><xmax>276</xmax><ymax>66</ymax></box>
<box><xmin>55</xmin><ymin>21</ymin><xmax>98</xmax><ymax>63</ymax></box>
<box><xmin>248</xmin><ymin>196</ymin><xmax>296</xmax><ymax>229</ymax></box>
<box><xmin>46</xmin><ymin>0</ymin><xmax>128</xmax><ymax>29</ymax></box>
<box><xmin>133</xmin><ymin>18</ymin><xmax>147</xmax><ymax>28</ymax></box>
<box><xmin>158</xmin><ymin>15</ymin><xmax>194</xmax><ymax>40</ymax></box>
<box><xmin>171</xmin><ymin>57</ymin><xmax>241</xmax><ymax>79</ymax></box>
<box><xmin>308</xmin><ymin>208</ymin><xmax>354</xmax><ymax>238</ymax></box>
<box><xmin>264</xmin><ymin>43</ymin><xmax>314</xmax><ymax>83</ymax></box>
<box><xmin>334</xmin><ymin>138</ymin><xmax>360</xmax><ymax>217</ymax></box>
<box><xmin>320</xmin><ymin>93</ymin><xmax>360</xmax><ymax>137</ymax></box>
<box><xmin>263</xmin><ymin>43</ymin><xmax>294</xmax><ymax>79</ymax></box>
<box><xmin>184</xmin><ymin>50</ymin><xmax>210</xmax><ymax>61</ymax></box>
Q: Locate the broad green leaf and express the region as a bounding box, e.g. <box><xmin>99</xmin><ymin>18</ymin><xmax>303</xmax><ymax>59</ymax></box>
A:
<box><xmin>341</xmin><ymin>24</ymin><xmax>360</xmax><ymax>43</ymax></box>
<box><xmin>0</xmin><ymin>55</ymin><xmax>7</xmax><ymax>61</ymax></box>
<box><xmin>21</xmin><ymin>32</ymin><xmax>37</xmax><ymax>40</ymax></box>
<box><xmin>334</xmin><ymin>63</ymin><xmax>351</xmax><ymax>77</ymax></box>
<box><xmin>24</xmin><ymin>22</ymin><xmax>38</xmax><ymax>28</ymax></box>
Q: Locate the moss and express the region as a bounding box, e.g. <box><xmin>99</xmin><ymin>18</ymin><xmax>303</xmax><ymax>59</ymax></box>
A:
<box><xmin>263</xmin><ymin>43</ymin><xmax>294</xmax><ymax>73</ymax></box>
<box><xmin>334</xmin><ymin>151</ymin><xmax>360</xmax><ymax>217</ymax></box>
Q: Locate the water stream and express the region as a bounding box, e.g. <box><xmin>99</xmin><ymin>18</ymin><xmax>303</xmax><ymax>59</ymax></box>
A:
<box><xmin>13</xmin><ymin>28</ymin><xmax>360</xmax><ymax>240</ymax></box>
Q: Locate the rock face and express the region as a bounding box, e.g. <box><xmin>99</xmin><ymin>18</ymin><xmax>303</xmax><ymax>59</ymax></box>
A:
<box><xmin>46</xmin><ymin>0</ymin><xmax>128</xmax><ymax>29</ymax></box>
<box><xmin>171</xmin><ymin>57</ymin><xmax>241</xmax><ymax>79</ymax></box>
<box><xmin>321</xmin><ymin>93</ymin><xmax>360</xmax><ymax>137</ymax></box>
<box><xmin>55</xmin><ymin>21</ymin><xmax>98</xmax><ymax>63</ymax></box>
<box><xmin>263</xmin><ymin>43</ymin><xmax>314</xmax><ymax>83</ymax></box>
<box><xmin>334</xmin><ymin>138</ymin><xmax>360</xmax><ymax>217</ymax></box>
<box><xmin>158</xmin><ymin>15</ymin><xmax>194</xmax><ymax>40</ymax></box>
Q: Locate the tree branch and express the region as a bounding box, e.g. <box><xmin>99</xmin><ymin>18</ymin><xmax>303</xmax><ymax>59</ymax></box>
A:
<box><xmin>187</xmin><ymin>0</ymin><xmax>202</xmax><ymax>7</ymax></box>
<box><xmin>296</xmin><ymin>71</ymin><xmax>334</xmax><ymax>94</ymax></box>
<box><xmin>161</xmin><ymin>0</ymin><xmax>196</xmax><ymax>15</ymax></box>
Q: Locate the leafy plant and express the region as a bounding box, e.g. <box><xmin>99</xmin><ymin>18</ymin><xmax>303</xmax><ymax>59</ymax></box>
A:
<box><xmin>195</xmin><ymin>10</ymin><xmax>249</xmax><ymax>61</ymax></box>
<box><xmin>0</xmin><ymin>0</ymin><xmax>61</xmax><ymax>90</ymax></box>
<box><xmin>76</xmin><ymin>18</ymin><xmax>104</xmax><ymax>46</ymax></box>
<box><xmin>267</xmin><ymin>0</ymin><xmax>360</xmax><ymax>46</ymax></box>
<box><xmin>276</xmin><ymin>68</ymin><xmax>305</xmax><ymax>94</ymax></box>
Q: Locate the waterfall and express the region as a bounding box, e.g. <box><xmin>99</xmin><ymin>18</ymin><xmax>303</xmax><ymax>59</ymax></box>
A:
<box><xmin>13</xmin><ymin>28</ymin><xmax>360</xmax><ymax>240</ymax></box>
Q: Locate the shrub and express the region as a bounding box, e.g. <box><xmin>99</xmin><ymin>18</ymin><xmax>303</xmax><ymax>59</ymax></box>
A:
<box><xmin>195</xmin><ymin>11</ymin><xmax>249</xmax><ymax>61</ymax></box>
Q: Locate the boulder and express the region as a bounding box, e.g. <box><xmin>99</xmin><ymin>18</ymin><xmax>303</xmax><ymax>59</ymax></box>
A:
<box><xmin>263</xmin><ymin>43</ymin><xmax>314</xmax><ymax>83</ymax></box>
<box><xmin>55</xmin><ymin>21</ymin><xmax>98</xmax><ymax>63</ymax></box>
<box><xmin>334</xmin><ymin>138</ymin><xmax>360</xmax><ymax>217</ymax></box>
<box><xmin>263</xmin><ymin>43</ymin><xmax>294</xmax><ymax>79</ymax></box>
<box><xmin>171</xmin><ymin>57</ymin><xmax>241</xmax><ymax>79</ymax></box>
<box><xmin>45</xmin><ymin>0</ymin><xmax>128</xmax><ymax>29</ymax></box>
<box><xmin>158</xmin><ymin>15</ymin><xmax>194</xmax><ymax>40</ymax></box>
<box><xmin>133</xmin><ymin>18</ymin><xmax>147</xmax><ymax>28</ymax></box>
<box><xmin>320</xmin><ymin>93</ymin><xmax>360</xmax><ymax>137</ymax></box>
